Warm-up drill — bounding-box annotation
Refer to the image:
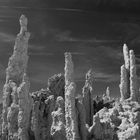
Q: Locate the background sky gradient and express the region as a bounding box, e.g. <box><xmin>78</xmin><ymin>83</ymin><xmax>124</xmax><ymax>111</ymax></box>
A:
<box><xmin>0</xmin><ymin>0</ymin><xmax>140</xmax><ymax>98</ymax></box>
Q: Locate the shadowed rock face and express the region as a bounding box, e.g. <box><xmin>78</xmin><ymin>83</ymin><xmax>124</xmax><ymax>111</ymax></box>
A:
<box><xmin>93</xmin><ymin>96</ymin><xmax>115</xmax><ymax>115</ymax></box>
<box><xmin>51</xmin><ymin>96</ymin><xmax>66</xmax><ymax>140</ymax></box>
<box><xmin>48</xmin><ymin>74</ymin><xmax>65</xmax><ymax>98</ymax></box>
<box><xmin>82</xmin><ymin>69</ymin><xmax>94</xmax><ymax>126</ymax></box>
<box><xmin>0</xmin><ymin>15</ymin><xmax>140</xmax><ymax>140</ymax></box>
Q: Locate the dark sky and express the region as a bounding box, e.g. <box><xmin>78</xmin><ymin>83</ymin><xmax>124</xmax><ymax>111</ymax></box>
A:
<box><xmin>0</xmin><ymin>0</ymin><xmax>140</xmax><ymax>98</ymax></box>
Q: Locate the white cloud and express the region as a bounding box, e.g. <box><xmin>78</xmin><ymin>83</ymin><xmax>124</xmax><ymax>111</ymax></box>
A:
<box><xmin>55</xmin><ymin>30</ymin><xmax>119</xmax><ymax>43</ymax></box>
<box><xmin>0</xmin><ymin>32</ymin><xmax>15</xmax><ymax>43</ymax></box>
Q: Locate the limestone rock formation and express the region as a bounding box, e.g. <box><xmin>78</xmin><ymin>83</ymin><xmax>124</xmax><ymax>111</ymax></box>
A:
<box><xmin>6</xmin><ymin>15</ymin><xmax>30</xmax><ymax>84</ymax></box>
<box><xmin>7</xmin><ymin>103</ymin><xmax>19</xmax><ymax>139</ymax></box>
<box><xmin>64</xmin><ymin>52</ymin><xmax>80</xmax><ymax>140</ymax></box>
<box><xmin>64</xmin><ymin>52</ymin><xmax>74</xmax><ymax>87</ymax></box>
<box><xmin>75</xmin><ymin>97</ymin><xmax>88</xmax><ymax>140</ymax></box>
<box><xmin>31</xmin><ymin>92</ymin><xmax>55</xmax><ymax>140</ymax></box>
<box><xmin>129</xmin><ymin>50</ymin><xmax>139</xmax><ymax>102</ymax></box>
<box><xmin>120</xmin><ymin>65</ymin><xmax>129</xmax><ymax>101</ymax></box>
<box><xmin>2</xmin><ymin>15</ymin><xmax>32</xmax><ymax>140</ymax></box>
<box><xmin>106</xmin><ymin>87</ymin><xmax>110</xmax><ymax>100</ymax></box>
<box><xmin>2</xmin><ymin>82</ymin><xmax>13</xmax><ymax>139</ymax></box>
<box><xmin>123</xmin><ymin>44</ymin><xmax>130</xmax><ymax>70</ymax></box>
<box><xmin>1</xmin><ymin>16</ymin><xmax>140</xmax><ymax>140</ymax></box>
<box><xmin>51</xmin><ymin>96</ymin><xmax>66</xmax><ymax>140</ymax></box>
<box><xmin>120</xmin><ymin>44</ymin><xmax>130</xmax><ymax>101</ymax></box>
<box><xmin>115</xmin><ymin>101</ymin><xmax>140</xmax><ymax>140</ymax></box>
<box><xmin>120</xmin><ymin>44</ymin><xmax>140</xmax><ymax>103</ymax></box>
<box><xmin>48</xmin><ymin>73</ymin><xmax>65</xmax><ymax>98</ymax></box>
<box><xmin>82</xmin><ymin>69</ymin><xmax>94</xmax><ymax>126</ymax></box>
<box><xmin>17</xmin><ymin>74</ymin><xmax>32</xmax><ymax>140</ymax></box>
<box><xmin>7</xmin><ymin>81</ymin><xmax>18</xmax><ymax>139</ymax></box>
<box><xmin>89</xmin><ymin>112</ymin><xmax>115</xmax><ymax>140</ymax></box>
<box><xmin>103</xmin><ymin>86</ymin><xmax>111</xmax><ymax>103</ymax></box>
<box><xmin>31</xmin><ymin>100</ymin><xmax>40</xmax><ymax>140</ymax></box>
<box><xmin>31</xmin><ymin>73</ymin><xmax>65</xmax><ymax>140</ymax></box>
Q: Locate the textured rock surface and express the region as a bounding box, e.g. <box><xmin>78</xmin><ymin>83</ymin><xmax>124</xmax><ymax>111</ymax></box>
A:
<box><xmin>64</xmin><ymin>52</ymin><xmax>80</xmax><ymax>140</ymax></box>
<box><xmin>31</xmin><ymin>73</ymin><xmax>65</xmax><ymax>140</ymax></box>
<box><xmin>120</xmin><ymin>44</ymin><xmax>130</xmax><ymax>101</ymax></box>
<box><xmin>123</xmin><ymin>44</ymin><xmax>130</xmax><ymax>70</ymax></box>
<box><xmin>1</xmin><ymin>15</ymin><xmax>32</xmax><ymax>140</ymax></box>
<box><xmin>31</xmin><ymin>93</ymin><xmax>55</xmax><ymax>140</ymax></box>
<box><xmin>103</xmin><ymin>86</ymin><xmax>111</xmax><ymax>104</ymax></box>
<box><xmin>2</xmin><ymin>82</ymin><xmax>13</xmax><ymax>139</ymax></box>
<box><xmin>75</xmin><ymin>97</ymin><xmax>88</xmax><ymax>140</ymax></box>
<box><xmin>120</xmin><ymin>44</ymin><xmax>140</xmax><ymax>103</ymax></box>
<box><xmin>82</xmin><ymin>69</ymin><xmax>94</xmax><ymax>126</ymax></box>
<box><xmin>120</xmin><ymin>65</ymin><xmax>129</xmax><ymax>101</ymax></box>
<box><xmin>1</xmin><ymin>16</ymin><xmax>140</xmax><ymax>140</ymax></box>
<box><xmin>129</xmin><ymin>50</ymin><xmax>139</xmax><ymax>102</ymax></box>
<box><xmin>17</xmin><ymin>74</ymin><xmax>32</xmax><ymax>140</ymax></box>
<box><xmin>6</xmin><ymin>15</ymin><xmax>30</xmax><ymax>84</ymax></box>
<box><xmin>7</xmin><ymin>81</ymin><xmax>19</xmax><ymax>139</ymax></box>
<box><xmin>51</xmin><ymin>96</ymin><xmax>66</xmax><ymax>140</ymax></box>
<box><xmin>48</xmin><ymin>74</ymin><xmax>65</xmax><ymax>98</ymax></box>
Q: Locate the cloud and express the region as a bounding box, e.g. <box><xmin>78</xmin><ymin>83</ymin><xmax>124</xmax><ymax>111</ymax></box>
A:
<box><xmin>54</xmin><ymin>30</ymin><xmax>119</xmax><ymax>43</ymax></box>
<box><xmin>70</xmin><ymin>52</ymin><xmax>85</xmax><ymax>55</ymax></box>
<box><xmin>76</xmin><ymin>71</ymin><xmax>120</xmax><ymax>83</ymax></box>
<box><xmin>76</xmin><ymin>45</ymin><xmax>123</xmax><ymax>70</ymax></box>
<box><xmin>94</xmin><ymin>71</ymin><xmax>120</xmax><ymax>82</ymax></box>
<box><xmin>29</xmin><ymin>52</ymin><xmax>54</xmax><ymax>56</ymax></box>
<box><xmin>0</xmin><ymin>32</ymin><xmax>15</xmax><ymax>43</ymax></box>
<box><xmin>70</xmin><ymin>45</ymin><xmax>124</xmax><ymax>83</ymax></box>
<box><xmin>29</xmin><ymin>45</ymin><xmax>46</xmax><ymax>51</ymax></box>
<box><xmin>0</xmin><ymin>0</ymin><xmax>140</xmax><ymax>15</ymax></box>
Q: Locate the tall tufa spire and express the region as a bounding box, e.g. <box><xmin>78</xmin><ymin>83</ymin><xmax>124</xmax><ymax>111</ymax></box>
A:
<box><xmin>120</xmin><ymin>44</ymin><xmax>130</xmax><ymax>101</ymax></box>
<box><xmin>64</xmin><ymin>52</ymin><xmax>74</xmax><ymax>87</ymax></box>
<box><xmin>123</xmin><ymin>44</ymin><xmax>130</xmax><ymax>70</ymax></box>
<box><xmin>82</xmin><ymin>69</ymin><xmax>94</xmax><ymax>126</ymax></box>
<box><xmin>129</xmin><ymin>50</ymin><xmax>139</xmax><ymax>102</ymax></box>
<box><xmin>6</xmin><ymin>15</ymin><xmax>30</xmax><ymax>84</ymax></box>
<box><xmin>64</xmin><ymin>52</ymin><xmax>80</xmax><ymax>140</ymax></box>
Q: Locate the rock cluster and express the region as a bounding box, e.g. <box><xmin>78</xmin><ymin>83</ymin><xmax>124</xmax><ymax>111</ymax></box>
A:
<box><xmin>0</xmin><ymin>15</ymin><xmax>140</xmax><ymax>140</ymax></box>
<box><xmin>120</xmin><ymin>44</ymin><xmax>140</xmax><ymax>103</ymax></box>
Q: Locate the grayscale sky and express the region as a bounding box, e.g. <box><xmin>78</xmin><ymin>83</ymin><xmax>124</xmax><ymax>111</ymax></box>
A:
<box><xmin>0</xmin><ymin>0</ymin><xmax>140</xmax><ymax>98</ymax></box>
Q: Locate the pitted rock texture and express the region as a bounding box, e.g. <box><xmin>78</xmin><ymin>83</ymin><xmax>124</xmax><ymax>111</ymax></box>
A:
<box><xmin>1</xmin><ymin>15</ymin><xmax>32</xmax><ymax>140</ymax></box>
<box><xmin>6</xmin><ymin>15</ymin><xmax>30</xmax><ymax>85</ymax></box>
<box><xmin>82</xmin><ymin>69</ymin><xmax>94</xmax><ymax>126</ymax></box>
<box><xmin>51</xmin><ymin>96</ymin><xmax>66</xmax><ymax>140</ymax></box>
<box><xmin>64</xmin><ymin>52</ymin><xmax>80</xmax><ymax>140</ymax></box>
<box><xmin>48</xmin><ymin>73</ymin><xmax>65</xmax><ymax>98</ymax></box>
